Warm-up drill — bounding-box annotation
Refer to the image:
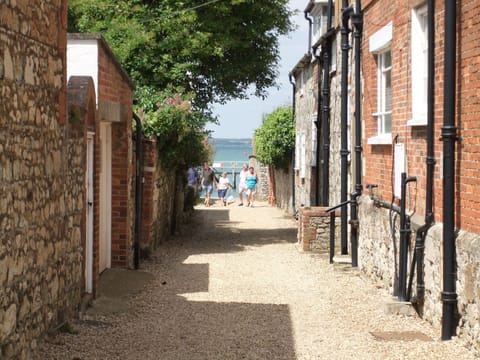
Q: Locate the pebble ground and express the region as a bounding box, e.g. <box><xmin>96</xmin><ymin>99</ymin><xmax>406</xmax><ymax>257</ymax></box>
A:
<box><xmin>36</xmin><ymin>201</ymin><xmax>477</xmax><ymax>359</ymax></box>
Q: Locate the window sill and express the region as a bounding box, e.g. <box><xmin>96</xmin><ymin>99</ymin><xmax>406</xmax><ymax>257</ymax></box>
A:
<box><xmin>407</xmin><ymin>118</ymin><xmax>427</xmax><ymax>127</ymax></box>
<box><xmin>367</xmin><ymin>134</ymin><xmax>392</xmax><ymax>145</ymax></box>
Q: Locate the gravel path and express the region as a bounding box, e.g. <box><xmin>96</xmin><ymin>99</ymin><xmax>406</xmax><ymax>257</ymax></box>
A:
<box><xmin>36</xmin><ymin>201</ymin><xmax>477</xmax><ymax>359</ymax></box>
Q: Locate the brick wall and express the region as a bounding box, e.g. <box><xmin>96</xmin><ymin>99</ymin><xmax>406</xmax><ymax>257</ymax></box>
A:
<box><xmin>361</xmin><ymin>0</ymin><xmax>445</xmax><ymax>217</ymax></box>
<box><xmin>359</xmin><ymin>0</ymin><xmax>480</xmax><ymax>349</ymax></box>
<box><xmin>0</xmin><ymin>1</ymin><xmax>85</xmax><ymax>356</ymax></box>
<box><xmin>456</xmin><ymin>0</ymin><xmax>480</xmax><ymax>234</ymax></box>
<box><xmin>97</xmin><ymin>41</ymin><xmax>134</xmax><ymax>268</ymax></box>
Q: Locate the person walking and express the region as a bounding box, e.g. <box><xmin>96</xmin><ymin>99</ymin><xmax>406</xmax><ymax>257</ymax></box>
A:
<box><xmin>245</xmin><ymin>166</ymin><xmax>258</xmax><ymax>207</ymax></box>
<box><xmin>201</xmin><ymin>163</ymin><xmax>217</xmax><ymax>207</ymax></box>
<box><xmin>185</xmin><ymin>166</ymin><xmax>199</xmax><ymax>210</ymax></box>
<box><xmin>187</xmin><ymin>167</ymin><xmax>198</xmax><ymax>188</ymax></box>
<box><xmin>237</xmin><ymin>163</ymin><xmax>249</xmax><ymax>206</ymax></box>
<box><xmin>217</xmin><ymin>172</ymin><xmax>231</xmax><ymax>206</ymax></box>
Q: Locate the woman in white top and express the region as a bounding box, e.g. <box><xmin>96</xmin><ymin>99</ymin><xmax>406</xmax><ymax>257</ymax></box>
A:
<box><xmin>217</xmin><ymin>172</ymin><xmax>231</xmax><ymax>206</ymax></box>
<box><xmin>237</xmin><ymin>164</ymin><xmax>249</xmax><ymax>206</ymax></box>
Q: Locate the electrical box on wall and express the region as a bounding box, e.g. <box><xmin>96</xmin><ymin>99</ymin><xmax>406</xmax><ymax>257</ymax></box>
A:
<box><xmin>394</xmin><ymin>143</ymin><xmax>405</xmax><ymax>198</ymax></box>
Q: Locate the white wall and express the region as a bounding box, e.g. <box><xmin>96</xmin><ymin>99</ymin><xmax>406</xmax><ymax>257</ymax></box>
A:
<box><xmin>67</xmin><ymin>40</ymin><xmax>99</xmax><ymax>105</ymax></box>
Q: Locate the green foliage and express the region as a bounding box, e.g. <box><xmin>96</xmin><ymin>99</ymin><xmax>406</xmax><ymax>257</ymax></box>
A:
<box><xmin>68</xmin><ymin>0</ymin><xmax>295</xmax><ymax>110</ymax></box>
<box><xmin>254</xmin><ymin>106</ymin><xmax>295</xmax><ymax>170</ymax></box>
<box><xmin>69</xmin><ymin>0</ymin><xmax>296</xmax><ymax>172</ymax></box>
<box><xmin>135</xmin><ymin>88</ymin><xmax>214</xmax><ymax>168</ymax></box>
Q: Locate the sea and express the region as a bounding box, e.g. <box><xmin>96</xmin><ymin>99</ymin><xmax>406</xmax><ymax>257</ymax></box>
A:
<box><xmin>206</xmin><ymin>138</ymin><xmax>253</xmax><ymax>199</ymax></box>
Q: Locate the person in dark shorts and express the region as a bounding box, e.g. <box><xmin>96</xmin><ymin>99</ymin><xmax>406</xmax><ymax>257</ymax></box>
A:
<box><xmin>201</xmin><ymin>163</ymin><xmax>217</xmax><ymax>207</ymax></box>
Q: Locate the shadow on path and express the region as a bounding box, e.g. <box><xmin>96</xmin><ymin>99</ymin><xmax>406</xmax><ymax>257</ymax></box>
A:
<box><xmin>53</xmin><ymin>204</ymin><xmax>299</xmax><ymax>360</ymax></box>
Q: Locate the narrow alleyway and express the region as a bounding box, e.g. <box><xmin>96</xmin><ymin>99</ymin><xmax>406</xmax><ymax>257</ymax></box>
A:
<box><xmin>37</xmin><ymin>202</ymin><xmax>476</xmax><ymax>360</ymax></box>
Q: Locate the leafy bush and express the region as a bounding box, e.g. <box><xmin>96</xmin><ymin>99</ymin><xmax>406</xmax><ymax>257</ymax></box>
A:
<box><xmin>254</xmin><ymin>106</ymin><xmax>294</xmax><ymax>170</ymax></box>
<box><xmin>135</xmin><ymin>87</ymin><xmax>214</xmax><ymax>168</ymax></box>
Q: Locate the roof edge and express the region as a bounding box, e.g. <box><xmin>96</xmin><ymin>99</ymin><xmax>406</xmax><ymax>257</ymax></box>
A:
<box><xmin>68</xmin><ymin>33</ymin><xmax>135</xmax><ymax>90</ymax></box>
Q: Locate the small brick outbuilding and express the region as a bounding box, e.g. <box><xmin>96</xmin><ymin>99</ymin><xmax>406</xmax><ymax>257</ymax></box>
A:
<box><xmin>67</xmin><ymin>34</ymin><xmax>136</xmax><ymax>296</ymax></box>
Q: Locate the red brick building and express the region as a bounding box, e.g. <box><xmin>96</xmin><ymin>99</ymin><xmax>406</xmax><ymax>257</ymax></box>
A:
<box><xmin>359</xmin><ymin>0</ymin><xmax>480</xmax><ymax>347</ymax></box>
<box><xmin>67</xmin><ymin>34</ymin><xmax>136</xmax><ymax>295</ymax></box>
<box><xmin>293</xmin><ymin>0</ymin><xmax>480</xmax><ymax>348</ymax></box>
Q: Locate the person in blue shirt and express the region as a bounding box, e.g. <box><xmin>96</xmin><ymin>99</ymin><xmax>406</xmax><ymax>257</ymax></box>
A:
<box><xmin>187</xmin><ymin>167</ymin><xmax>198</xmax><ymax>187</ymax></box>
<box><xmin>185</xmin><ymin>167</ymin><xmax>199</xmax><ymax>210</ymax></box>
<box><xmin>245</xmin><ymin>166</ymin><xmax>258</xmax><ymax>207</ymax></box>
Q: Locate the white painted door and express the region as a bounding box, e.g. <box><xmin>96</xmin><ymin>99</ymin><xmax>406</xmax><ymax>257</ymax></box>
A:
<box><xmin>99</xmin><ymin>122</ymin><xmax>112</xmax><ymax>272</ymax></box>
<box><xmin>85</xmin><ymin>133</ymin><xmax>94</xmax><ymax>293</ymax></box>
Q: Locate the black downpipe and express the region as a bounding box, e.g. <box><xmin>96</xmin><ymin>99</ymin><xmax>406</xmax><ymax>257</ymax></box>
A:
<box><xmin>330</xmin><ymin>212</ymin><xmax>335</xmax><ymax>263</ymax></box>
<box><xmin>368</xmin><ymin>183</ymin><xmax>407</xmax><ymax>298</ymax></box>
<box><xmin>441</xmin><ymin>0</ymin><xmax>458</xmax><ymax>341</ymax></box>
<box><xmin>289</xmin><ymin>74</ymin><xmax>297</xmax><ymax>215</ymax></box>
<box><xmin>349</xmin><ymin>2</ymin><xmax>363</xmax><ymax>267</ymax></box>
<box><xmin>408</xmin><ymin>0</ymin><xmax>436</xmax><ymax>310</ymax></box>
<box><xmin>398</xmin><ymin>173</ymin><xmax>417</xmax><ymax>301</ymax></box>
<box><xmin>321</xmin><ymin>0</ymin><xmax>334</xmax><ymax>206</ymax></box>
<box><xmin>133</xmin><ymin>112</ymin><xmax>144</xmax><ymax>270</ymax></box>
<box><xmin>340</xmin><ymin>4</ymin><xmax>354</xmax><ymax>255</ymax></box>
<box><xmin>314</xmin><ymin>46</ymin><xmax>322</xmax><ymax>207</ymax></box>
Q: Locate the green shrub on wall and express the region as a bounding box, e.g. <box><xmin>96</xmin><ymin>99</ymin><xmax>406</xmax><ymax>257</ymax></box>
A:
<box><xmin>254</xmin><ymin>105</ymin><xmax>294</xmax><ymax>170</ymax></box>
<box><xmin>135</xmin><ymin>86</ymin><xmax>214</xmax><ymax>168</ymax></box>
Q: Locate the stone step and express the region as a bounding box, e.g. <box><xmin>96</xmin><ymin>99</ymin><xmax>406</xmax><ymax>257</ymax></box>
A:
<box><xmin>383</xmin><ymin>298</ymin><xmax>418</xmax><ymax>317</ymax></box>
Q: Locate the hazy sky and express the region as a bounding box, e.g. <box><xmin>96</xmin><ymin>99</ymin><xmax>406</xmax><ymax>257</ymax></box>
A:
<box><xmin>207</xmin><ymin>0</ymin><xmax>309</xmax><ymax>139</ymax></box>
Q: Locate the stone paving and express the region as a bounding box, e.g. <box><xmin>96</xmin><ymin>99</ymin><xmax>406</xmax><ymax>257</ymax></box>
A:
<box><xmin>36</xmin><ymin>201</ymin><xmax>477</xmax><ymax>359</ymax></box>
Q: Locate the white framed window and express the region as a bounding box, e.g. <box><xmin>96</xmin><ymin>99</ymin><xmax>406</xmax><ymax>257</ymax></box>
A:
<box><xmin>378</xmin><ymin>50</ymin><xmax>392</xmax><ymax>135</ymax></box>
<box><xmin>311</xmin><ymin>1</ymin><xmax>333</xmax><ymax>45</ymax></box>
<box><xmin>368</xmin><ymin>49</ymin><xmax>392</xmax><ymax>144</ymax></box>
<box><xmin>409</xmin><ymin>5</ymin><xmax>428</xmax><ymax>126</ymax></box>
<box><xmin>312</xmin><ymin>6</ymin><xmax>329</xmax><ymax>44</ymax></box>
<box><xmin>368</xmin><ymin>22</ymin><xmax>393</xmax><ymax>145</ymax></box>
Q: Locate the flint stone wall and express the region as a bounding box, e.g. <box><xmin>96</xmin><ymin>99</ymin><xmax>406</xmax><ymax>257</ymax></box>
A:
<box><xmin>148</xmin><ymin>152</ymin><xmax>177</xmax><ymax>249</ymax></box>
<box><xmin>249</xmin><ymin>156</ymin><xmax>268</xmax><ymax>202</ymax></box>
<box><xmin>359</xmin><ymin>195</ymin><xmax>480</xmax><ymax>352</ymax></box>
<box><xmin>297</xmin><ymin>207</ymin><xmax>340</xmax><ymax>252</ymax></box>
<box><xmin>0</xmin><ymin>1</ymin><xmax>83</xmax><ymax>357</ymax></box>
<box><xmin>455</xmin><ymin>230</ymin><xmax>480</xmax><ymax>353</ymax></box>
<box><xmin>293</xmin><ymin>60</ymin><xmax>316</xmax><ymax>208</ymax></box>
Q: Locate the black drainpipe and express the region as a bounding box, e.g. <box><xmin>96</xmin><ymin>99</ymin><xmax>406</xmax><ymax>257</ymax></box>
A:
<box><xmin>321</xmin><ymin>0</ymin><xmax>334</xmax><ymax>207</ymax></box>
<box><xmin>441</xmin><ymin>0</ymin><xmax>458</xmax><ymax>341</ymax></box>
<box><xmin>407</xmin><ymin>0</ymin><xmax>436</xmax><ymax>311</ymax></box>
<box><xmin>133</xmin><ymin>112</ymin><xmax>144</xmax><ymax>270</ymax></box>
<box><xmin>398</xmin><ymin>173</ymin><xmax>417</xmax><ymax>301</ymax></box>
<box><xmin>349</xmin><ymin>1</ymin><xmax>363</xmax><ymax>267</ymax></box>
<box><xmin>312</xmin><ymin>44</ymin><xmax>322</xmax><ymax>206</ymax></box>
<box><xmin>340</xmin><ymin>3</ymin><xmax>354</xmax><ymax>255</ymax></box>
<box><xmin>289</xmin><ymin>73</ymin><xmax>297</xmax><ymax>215</ymax></box>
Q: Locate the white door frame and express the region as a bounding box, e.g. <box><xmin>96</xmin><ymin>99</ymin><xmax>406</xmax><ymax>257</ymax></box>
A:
<box><xmin>85</xmin><ymin>132</ymin><xmax>95</xmax><ymax>293</ymax></box>
<box><xmin>99</xmin><ymin>122</ymin><xmax>112</xmax><ymax>272</ymax></box>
